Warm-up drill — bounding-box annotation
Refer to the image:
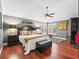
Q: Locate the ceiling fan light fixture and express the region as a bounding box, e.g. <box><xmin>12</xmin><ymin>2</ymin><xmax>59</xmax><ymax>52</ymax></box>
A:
<box><xmin>45</xmin><ymin>6</ymin><xmax>55</xmax><ymax>18</ymax></box>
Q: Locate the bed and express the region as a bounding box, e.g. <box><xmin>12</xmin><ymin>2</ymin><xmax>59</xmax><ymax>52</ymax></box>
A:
<box><xmin>19</xmin><ymin>34</ymin><xmax>51</xmax><ymax>55</ymax></box>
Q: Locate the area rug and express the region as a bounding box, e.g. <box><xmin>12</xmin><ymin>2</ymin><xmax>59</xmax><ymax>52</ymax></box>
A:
<box><xmin>52</xmin><ymin>38</ymin><xmax>64</xmax><ymax>44</ymax></box>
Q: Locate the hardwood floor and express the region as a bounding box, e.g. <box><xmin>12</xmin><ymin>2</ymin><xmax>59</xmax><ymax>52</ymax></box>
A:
<box><xmin>0</xmin><ymin>41</ymin><xmax>78</xmax><ymax>59</ymax></box>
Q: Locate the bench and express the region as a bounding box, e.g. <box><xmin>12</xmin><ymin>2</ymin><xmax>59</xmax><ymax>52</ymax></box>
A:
<box><xmin>36</xmin><ymin>39</ymin><xmax>52</xmax><ymax>52</ymax></box>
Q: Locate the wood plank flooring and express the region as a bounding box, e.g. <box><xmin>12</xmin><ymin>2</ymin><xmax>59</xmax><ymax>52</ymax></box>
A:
<box><xmin>0</xmin><ymin>41</ymin><xmax>78</xmax><ymax>59</ymax></box>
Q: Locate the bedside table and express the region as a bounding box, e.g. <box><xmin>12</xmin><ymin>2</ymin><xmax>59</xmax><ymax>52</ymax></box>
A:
<box><xmin>8</xmin><ymin>35</ymin><xmax>19</xmax><ymax>45</ymax></box>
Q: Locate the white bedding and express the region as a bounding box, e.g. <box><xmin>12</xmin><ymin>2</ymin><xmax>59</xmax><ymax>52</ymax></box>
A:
<box><xmin>19</xmin><ymin>34</ymin><xmax>50</xmax><ymax>55</ymax></box>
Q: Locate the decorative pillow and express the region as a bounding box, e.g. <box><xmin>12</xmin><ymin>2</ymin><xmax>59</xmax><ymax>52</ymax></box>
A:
<box><xmin>20</xmin><ymin>30</ymin><xmax>28</xmax><ymax>35</ymax></box>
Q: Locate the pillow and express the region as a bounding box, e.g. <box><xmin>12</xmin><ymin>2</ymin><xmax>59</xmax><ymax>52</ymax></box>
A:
<box><xmin>20</xmin><ymin>30</ymin><xmax>28</xmax><ymax>35</ymax></box>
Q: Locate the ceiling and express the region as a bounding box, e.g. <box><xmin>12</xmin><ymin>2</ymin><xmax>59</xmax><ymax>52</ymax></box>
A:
<box><xmin>1</xmin><ymin>0</ymin><xmax>78</xmax><ymax>23</ymax></box>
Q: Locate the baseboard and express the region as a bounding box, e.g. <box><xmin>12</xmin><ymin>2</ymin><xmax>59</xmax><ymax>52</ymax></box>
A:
<box><xmin>3</xmin><ymin>43</ymin><xmax>8</xmax><ymax>46</ymax></box>
<box><xmin>53</xmin><ymin>37</ymin><xmax>66</xmax><ymax>40</ymax></box>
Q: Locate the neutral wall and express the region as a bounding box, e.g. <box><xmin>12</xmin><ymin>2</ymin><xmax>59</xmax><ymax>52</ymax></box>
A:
<box><xmin>0</xmin><ymin>0</ymin><xmax>2</xmax><ymax>13</ymax></box>
<box><xmin>0</xmin><ymin>0</ymin><xmax>3</xmax><ymax>52</ymax></box>
<box><xmin>0</xmin><ymin>17</ymin><xmax>2</xmax><ymax>46</ymax></box>
<box><xmin>0</xmin><ymin>13</ymin><xmax>2</xmax><ymax>46</ymax></box>
<box><xmin>0</xmin><ymin>29</ymin><xmax>2</xmax><ymax>45</ymax></box>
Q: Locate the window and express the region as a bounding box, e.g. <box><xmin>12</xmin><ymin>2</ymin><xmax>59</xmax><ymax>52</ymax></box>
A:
<box><xmin>48</xmin><ymin>23</ymin><xmax>57</xmax><ymax>35</ymax></box>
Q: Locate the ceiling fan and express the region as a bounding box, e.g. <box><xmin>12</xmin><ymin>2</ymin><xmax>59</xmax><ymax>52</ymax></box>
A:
<box><xmin>44</xmin><ymin>6</ymin><xmax>55</xmax><ymax>19</ymax></box>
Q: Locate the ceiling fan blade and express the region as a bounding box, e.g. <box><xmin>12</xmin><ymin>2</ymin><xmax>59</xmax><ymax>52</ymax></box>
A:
<box><xmin>41</xmin><ymin>6</ymin><xmax>55</xmax><ymax>19</ymax></box>
<box><xmin>49</xmin><ymin>13</ymin><xmax>55</xmax><ymax>15</ymax></box>
<box><xmin>47</xmin><ymin>15</ymin><xmax>53</xmax><ymax>18</ymax></box>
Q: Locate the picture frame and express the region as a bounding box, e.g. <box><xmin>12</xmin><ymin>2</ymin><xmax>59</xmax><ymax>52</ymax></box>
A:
<box><xmin>58</xmin><ymin>21</ymin><xmax>67</xmax><ymax>30</ymax></box>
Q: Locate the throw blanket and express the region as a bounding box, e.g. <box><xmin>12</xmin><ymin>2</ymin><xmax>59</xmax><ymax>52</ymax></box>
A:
<box><xmin>75</xmin><ymin>32</ymin><xmax>79</xmax><ymax>44</ymax></box>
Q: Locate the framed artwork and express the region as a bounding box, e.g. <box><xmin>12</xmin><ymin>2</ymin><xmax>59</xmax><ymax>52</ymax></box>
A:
<box><xmin>58</xmin><ymin>21</ymin><xmax>67</xmax><ymax>30</ymax></box>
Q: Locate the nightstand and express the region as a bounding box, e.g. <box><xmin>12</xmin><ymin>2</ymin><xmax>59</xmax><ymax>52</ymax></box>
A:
<box><xmin>8</xmin><ymin>35</ymin><xmax>19</xmax><ymax>45</ymax></box>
